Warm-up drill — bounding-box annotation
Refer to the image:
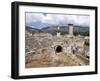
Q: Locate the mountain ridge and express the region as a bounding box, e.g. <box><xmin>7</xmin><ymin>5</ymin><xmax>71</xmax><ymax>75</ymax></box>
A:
<box><xmin>26</xmin><ymin>25</ymin><xmax>89</xmax><ymax>36</ymax></box>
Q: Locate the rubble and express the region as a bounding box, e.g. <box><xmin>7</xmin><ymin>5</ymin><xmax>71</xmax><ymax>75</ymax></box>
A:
<box><xmin>25</xmin><ymin>25</ymin><xmax>89</xmax><ymax>68</ymax></box>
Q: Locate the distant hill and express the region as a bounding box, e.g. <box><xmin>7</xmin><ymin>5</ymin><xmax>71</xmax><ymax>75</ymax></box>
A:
<box><xmin>41</xmin><ymin>26</ymin><xmax>69</xmax><ymax>32</ymax></box>
<box><xmin>41</xmin><ymin>26</ymin><xmax>89</xmax><ymax>35</ymax></box>
<box><xmin>41</xmin><ymin>26</ymin><xmax>69</xmax><ymax>35</ymax></box>
<box><xmin>74</xmin><ymin>26</ymin><xmax>89</xmax><ymax>32</ymax></box>
<box><xmin>26</xmin><ymin>25</ymin><xmax>89</xmax><ymax>36</ymax></box>
<box><xmin>26</xmin><ymin>26</ymin><xmax>43</xmax><ymax>33</ymax></box>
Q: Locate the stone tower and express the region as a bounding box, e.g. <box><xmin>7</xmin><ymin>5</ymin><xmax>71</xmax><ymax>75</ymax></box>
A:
<box><xmin>68</xmin><ymin>24</ymin><xmax>74</xmax><ymax>36</ymax></box>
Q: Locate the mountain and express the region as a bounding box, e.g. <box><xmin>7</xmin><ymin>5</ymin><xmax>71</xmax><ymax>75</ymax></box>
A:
<box><xmin>74</xmin><ymin>26</ymin><xmax>89</xmax><ymax>32</ymax></box>
<box><xmin>26</xmin><ymin>26</ymin><xmax>43</xmax><ymax>33</ymax></box>
<box><xmin>26</xmin><ymin>25</ymin><xmax>89</xmax><ymax>36</ymax></box>
<box><xmin>41</xmin><ymin>26</ymin><xmax>89</xmax><ymax>35</ymax></box>
<box><xmin>42</xmin><ymin>26</ymin><xmax>89</xmax><ymax>32</ymax></box>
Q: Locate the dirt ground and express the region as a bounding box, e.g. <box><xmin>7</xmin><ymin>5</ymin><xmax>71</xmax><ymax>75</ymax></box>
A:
<box><xmin>25</xmin><ymin>52</ymin><xmax>89</xmax><ymax>68</ymax></box>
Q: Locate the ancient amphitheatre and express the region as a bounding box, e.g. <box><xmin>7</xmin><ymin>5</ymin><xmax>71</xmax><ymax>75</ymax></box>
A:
<box><xmin>25</xmin><ymin>24</ymin><xmax>89</xmax><ymax>68</ymax></box>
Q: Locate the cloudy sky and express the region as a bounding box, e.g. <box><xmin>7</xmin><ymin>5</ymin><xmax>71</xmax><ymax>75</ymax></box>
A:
<box><xmin>25</xmin><ymin>13</ymin><xmax>90</xmax><ymax>29</ymax></box>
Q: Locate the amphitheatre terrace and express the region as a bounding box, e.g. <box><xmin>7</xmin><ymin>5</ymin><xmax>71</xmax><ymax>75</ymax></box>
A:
<box><xmin>25</xmin><ymin>24</ymin><xmax>89</xmax><ymax>68</ymax></box>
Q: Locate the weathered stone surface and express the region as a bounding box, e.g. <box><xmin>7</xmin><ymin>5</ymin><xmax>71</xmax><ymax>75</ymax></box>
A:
<box><xmin>25</xmin><ymin>30</ymin><xmax>89</xmax><ymax>68</ymax></box>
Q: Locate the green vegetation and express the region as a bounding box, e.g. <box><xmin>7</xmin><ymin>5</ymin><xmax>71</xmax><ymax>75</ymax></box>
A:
<box><xmin>61</xmin><ymin>31</ymin><xmax>68</xmax><ymax>35</ymax></box>
<box><xmin>74</xmin><ymin>31</ymin><xmax>89</xmax><ymax>36</ymax></box>
<box><xmin>26</xmin><ymin>26</ymin><xmax>89</xmax><ymax>36</ymax></box>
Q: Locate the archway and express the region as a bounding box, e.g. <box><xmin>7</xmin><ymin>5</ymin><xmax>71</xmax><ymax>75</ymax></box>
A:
<box><xmin>55</xmin><ymin>45</ymin><xmax>63</xmax><ymax>53</ymax></box>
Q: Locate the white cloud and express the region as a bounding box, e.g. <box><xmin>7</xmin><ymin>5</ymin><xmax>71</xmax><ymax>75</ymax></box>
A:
<box><xmin>26</xmin><ymin>13</ymin><xmax>42</xmax><ymax>23</ymax></box>
<box><xmin>26</xmin><ymin>13</ymin><xmax>90</xmax><ymax>28</ymax></box>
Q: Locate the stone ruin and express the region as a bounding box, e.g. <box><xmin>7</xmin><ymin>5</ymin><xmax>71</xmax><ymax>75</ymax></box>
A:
<box><xmin>25</xmin><ymin>24</ymin><xmax>89</xmax><ymax>68</ymax></box>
